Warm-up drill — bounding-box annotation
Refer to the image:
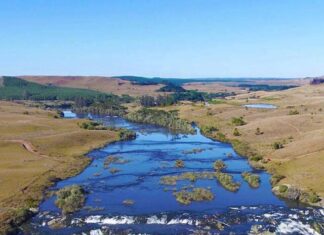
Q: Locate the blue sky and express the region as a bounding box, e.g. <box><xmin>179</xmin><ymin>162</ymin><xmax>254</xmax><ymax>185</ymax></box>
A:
<box><xmin>0</xmin><ymin>0</ymin><xmax>323</xmax><ymax>78</ymax></box>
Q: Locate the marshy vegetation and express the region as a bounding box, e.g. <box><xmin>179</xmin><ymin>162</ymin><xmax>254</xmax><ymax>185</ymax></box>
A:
<box><xmin>213</xmin><ymin>160</ymin><xmax>226</xmax><ymax>172</ymax></box>
<box><xmin>175</xmin><ymin>159</ymin><xmax>185</xmax><ymax>168</ymax></box>
<box><xmin>104</xmin><ymin>155</ymin><xmax>130</xmax><ymax>169</ymax></box>
<box><xmin>182</xmin><ymin>148</ymin><xmax>205</xmax><ymax>154</ymax></box>
<box><xmin>160</xmin><ymin>169</ymin><xmax>240</xmax><ymax>193</ymax></box>
<box><xmin>241</xmin><ymin>172</ymin><xmax>260</xmax><ymax>188</ymax></box>
<box><xmin>127</xmin><ymin>108</ymin><xmax>195</xmax><ymax>133</ymax></box>
<box><xmin>55</xmin><ymin>185</ymin><xmax>86</xmax><ymax>214</ymax></box>
<box><xmin>215</xmin><ymin>172</ymin><xmax>240</xmax><ymax>192</ymax></box>
<box><xmin>78</xmin><ymin>122</ymin><xmax>136</xmax><ymax>141</ymax></box>
<box><xmin>173</xmin><ymin>188</ymin><xmax>214</xmax><ymax>205</ymax></box>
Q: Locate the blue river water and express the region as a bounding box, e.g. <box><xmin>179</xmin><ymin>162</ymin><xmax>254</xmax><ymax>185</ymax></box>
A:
<box><xmin>22</xmin><ymin>114</ymin><xmax>323</xmax><ymax>235</ymax></box>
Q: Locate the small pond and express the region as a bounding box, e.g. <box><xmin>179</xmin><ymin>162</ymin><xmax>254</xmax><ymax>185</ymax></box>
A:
<box><xmin>62</xmin><ymin>110</ymin><xmax>77</xmax><ymax>118</ymax></box>
<box><xmin>244</xmin><ymin>104</ymin><xmax>277</xmax><ymax>109</ymax></box>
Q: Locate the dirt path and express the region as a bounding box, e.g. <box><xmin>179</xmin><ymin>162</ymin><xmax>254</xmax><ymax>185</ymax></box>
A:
<box><xmin>4</xmin><ymin>139</ymin><xmax>45</xmax><ymax>157</ymax></box>
<box><xmin>279</xmin><ymin>120</ymin><xmax>302</xmax><ymax>136</ymax></box>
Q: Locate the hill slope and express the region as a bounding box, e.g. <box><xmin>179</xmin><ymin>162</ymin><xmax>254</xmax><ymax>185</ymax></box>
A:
<box><xmin>21</xmin><ymin>76</ymin><xmax>164</xmax><ymax>96</ymax></box>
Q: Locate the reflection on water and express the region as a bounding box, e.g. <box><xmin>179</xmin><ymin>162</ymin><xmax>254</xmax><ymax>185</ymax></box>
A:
<box><xmin>23</xmin><ymin>115</ymin><xmax>322</xmax><ymax>235</ymax></box>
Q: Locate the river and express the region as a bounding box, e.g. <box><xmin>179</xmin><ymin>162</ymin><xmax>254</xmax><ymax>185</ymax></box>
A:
<box><xmin>22</xmin><ymin>115</ymin><xmax>323</xmax><ymax>234</ymax></box>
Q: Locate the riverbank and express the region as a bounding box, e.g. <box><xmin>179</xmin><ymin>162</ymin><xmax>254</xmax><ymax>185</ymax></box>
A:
<box><xmin>0</xmin><ymin>101</ymin><xmax>120</xmax><ymax>233</ymax></box>
<box><xmin>157</xmin><ymin>84</ymin><xmax>324</xmax><ymax>206</ymax></box>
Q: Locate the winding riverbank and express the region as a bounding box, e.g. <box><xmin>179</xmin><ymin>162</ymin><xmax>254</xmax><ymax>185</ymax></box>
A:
<box><xmin>22</xmin><ymin>114</ymin><xmax>324</xmax><ymax>234</ymax></box>
<box><xmin>157</xmin><ymin>85</ymin><xmax>324</xmax><ymax>207</ymax></box>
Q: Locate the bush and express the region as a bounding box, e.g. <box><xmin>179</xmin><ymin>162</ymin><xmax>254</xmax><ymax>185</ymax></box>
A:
<box><xmin>175</xmin><ymin>159</ymin><xmax>185</xmax><ymax>168</ymax></box>
<box><xmin>78</xmin><ymin>121</ymin><xmax>107</xmax><ymax>130</ymax></box>
<box><xmin>118</xmin><ymin>129</ymin><xmax>136</xmax><ymax>140</ymax></box>
<box><xmin>201</xmin><ymin>125</ymin><xmax>218</xmax><ymax>134</ymax></box>
<box><xmin>127</xmin><ymin>108</ymin><xmax>194</xmax><ymax>133</ymax></box>
<box><xmin>173</xmin><ymin>188</ymin><xmax>214</xmax><ymax>205</ymax></box>
<box><xmin>233</xmin><ymin>128</ymin><xmax>241</xmax><ymax>136</ymax></box>
<box><xmin>288</xmin><ymin>110</ymin><xmax>299</xmax><ymax>115</ymax></box>
<box><xmin>273</xmin><ymin>141</ymin><xmax>284</xmax><ymax>150</ymax></box>
<box><xmin>215</xmin><ymin>172</ymin><xmax>240</xmax><ymax>192</ymax></box>
<box><xmin>213</xmin><ymin>160</ymin><xmax>226</xmax><ymax>172</ymax></box>
<box><xmin>55</xmin><ymin>185</ymin><xmax>86</xmax><ymax>214</ymax></box>
<box><xmin>231</xmin><ymin>117</ymin><xmax>246</xmax><ymax>126</ymax></box>
<box><xmin>308</xmin><ymin>192</ymin><xmax>321</xmax><ymax>203</ymax></box>
<box><xmin>270</xmin><ymin>174</ymin><xmax>285</xmax><ymax>186</ymax></box>
<box><xmin>278</xmin><ymin>185</ymin><xmax>288</xmax><ymax>193</ymax></box>
<box><xmin>216</xmin><ymin>132</ymin><xmax>227</xmax><ymax>142</ymax></box>
<box><xmin>241</xmin><ymin>172</ymin><xmax>260</xmax><ymax>188</ymax></box>
<box><xmin>250</xmin><ymin>155</ymin><xmax>263</xmax><ymax>161</ymax></box>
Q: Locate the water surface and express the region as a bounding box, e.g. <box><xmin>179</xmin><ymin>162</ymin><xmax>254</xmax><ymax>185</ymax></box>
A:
<box><xmin>23</xmin><ymin>115</ymin><xmax>323</xmax><ymax>234</ymax></box>
<box><xmin>244</xmin><ymin>104</ymin><xmax>277</xmax><ymax>109</ymax></box>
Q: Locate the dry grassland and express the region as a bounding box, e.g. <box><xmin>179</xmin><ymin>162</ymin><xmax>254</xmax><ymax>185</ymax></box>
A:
<box><xmin>0</xmin><ymin>101</ymin><xmax>119</xmax><ymax>232</ymax></box>
<box><xmin>21</xmin><ymin>76</ymin><xmax>164</xmax><ymax>96</ymax></box>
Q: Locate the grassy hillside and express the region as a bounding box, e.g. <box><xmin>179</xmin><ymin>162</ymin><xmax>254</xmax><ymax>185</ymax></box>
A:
<box><xmin>0</xmin><ymin>76</ymin><xmax>109</xmax><ymax>101</ymax></box>
<box><xmin>0</xmin><ymin>101</ymin><xmax>120</xmax><ymax>233</ymax></box>
<box><xmin>21</xmin><ymin>76</ymin><xmax>164</xmax><ymax>97</ymax></box>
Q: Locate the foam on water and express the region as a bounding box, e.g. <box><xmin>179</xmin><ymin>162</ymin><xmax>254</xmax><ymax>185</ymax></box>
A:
<box><xmin>276</xmin><ymin>219</ymin><xmax>320</xmax><ymax>235</ymax></box>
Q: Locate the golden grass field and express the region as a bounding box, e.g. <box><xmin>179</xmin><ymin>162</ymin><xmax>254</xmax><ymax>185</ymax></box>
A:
<box><xmin>21</xmin><ymin>76</ymin><xmax>164</xmax><ymax>96</ymax></box>
<box><xmin>0</xmin><ymin>101</ymin><xmax>119</xmax><ymax>232</ymax></box>
<box><xmin>160</xmin><ymin>84</ymin><xmax>324</xmax><ymax>203</ymax></box>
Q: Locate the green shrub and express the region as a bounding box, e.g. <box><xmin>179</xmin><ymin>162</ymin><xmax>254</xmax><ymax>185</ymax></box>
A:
<box><xmin>270</xmin><ymin>174</ymin><xmax>285</xmax><ymax>186</ymax></box>
<box><xmin>241</xmin><ymin>172</ymin><xmax>260</xmax><ymax>188</ymax></box>
<box><xmin>215</xmin><ymin>172</ymin><xmax>240</xmax><ymax>192</ymax></box>
<box><xmin>55</xmin><ymin>185</ymin><xmax>86</xmax><ymax>214</ymax></box>
<box><xmin>250</xmin><ymin>155</ymin><xmax>263</xmax><ymax>161</ymax></box>
<box><xmin>231</xmin><ymin>117</ymin><xmax>246</xmax><ymax>126</ymax></box>
<box><xmin>78</xmin><ymin>121</ymin><xmax>107</xmax><ymax>130</ymax></box>
<box><xmin>213</xmin><ymin>160</ymin><xmax>226</xmax><ymax>172</ymax></box>
<box><xmin>127</xmin><ymin>108</ymin><xmax>194</xmax><ymax>133</ymax></box>
<box><xmin>273</xmin><ymin>141</ymin><xmax>284</xmax><ymax>150</ymax></box>
<box><xmin>288</xmin><ymin>110</ymin><xmax>299</xmax><ymax>115</ymax></box>
<box><xmin>308</xmin><ymin>192</ymin><xmax>321</xmax><ymax>203</ymax></box>
<box><xmin>201</xmin><ymin>125</ymin><xmax>218</xmax><ymax>134</ymax></box>
<box><xmin>173</xmin><ymin>188</ymin><xmax>214</xmax><ymax>205</ymax></box>
<box><xmin>118</xmin><ymin>129</ymin><xmax>136</xmax><ymax>140</ymax></box>
<box><xmin>278</xmin><ymin>185</ymin><xmax>288</xmax><ymax>193</ymax></box>
<box><xmin>216</xmin><ymin>132</ymin><xmax>227</xmax><ymax>142</ymax></box>
<box><xmin>233</xmin><ymin>128</ymin><xmax>241</xmax><ymax>136</ymax></box>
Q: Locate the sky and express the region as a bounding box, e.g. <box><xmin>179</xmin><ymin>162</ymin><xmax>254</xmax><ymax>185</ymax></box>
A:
<box><xmin>0</xmin><ymin>0</ymin><xmax>324</xmax><ymax>78</ymax></box>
